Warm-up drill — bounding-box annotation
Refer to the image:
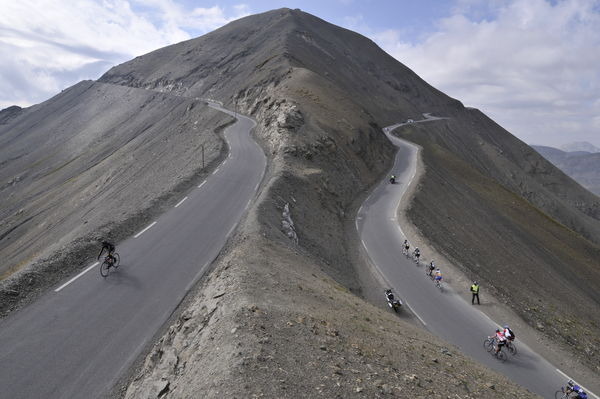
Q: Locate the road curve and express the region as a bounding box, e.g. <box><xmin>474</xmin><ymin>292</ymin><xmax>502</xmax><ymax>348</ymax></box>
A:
<box><xmin>356</xmin><ymin>115</ymin><xmax>599</xmax><ymax>398</ymax></box>
<box><xmin>0</xmin><ymin>103</ymin><xmax>266</xmax><ymax>398</ymax></box>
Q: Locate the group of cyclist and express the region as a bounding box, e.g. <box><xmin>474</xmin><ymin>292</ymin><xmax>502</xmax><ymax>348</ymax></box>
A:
<box><xmin>491</xmin><ymin>325</ymin><xmax>515</xmax><ymax>355</ymax></box>
<box><xmin>404</xmin><ymin>239</ymin><xmax>443</xmax><ymax>286</ymax></box>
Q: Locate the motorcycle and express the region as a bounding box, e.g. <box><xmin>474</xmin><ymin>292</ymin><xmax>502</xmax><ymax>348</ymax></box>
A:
<box><xmin>385</xmin><ymin>289</ymin><xmax>402</xmax><ymax>313</ymax></box>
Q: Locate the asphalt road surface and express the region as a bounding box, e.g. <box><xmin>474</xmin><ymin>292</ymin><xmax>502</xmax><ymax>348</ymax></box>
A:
<box><xmin>357</xmin><ymin>116</ymin><xmax>599</xmax><ymax>398</ymax></box>
<box><xmin>0</xmin><ymin>104</ymin><xmax>266</xmax><ymax>398</ymax></box>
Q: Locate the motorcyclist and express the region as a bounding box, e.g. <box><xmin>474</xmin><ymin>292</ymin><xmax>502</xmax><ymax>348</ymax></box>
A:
<box><xmin>385</xmin><ymin>289</ymin><xmax>395</xmax><ymax>302</ymax></box>
<box><xmin>390</xmin><ymin>175</ymin><xmax>396</xmax><ymax>184</ymax></box>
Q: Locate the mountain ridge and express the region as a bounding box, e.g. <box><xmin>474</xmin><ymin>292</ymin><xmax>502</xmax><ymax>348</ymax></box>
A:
<box><xmin>1</xmin><ymin>7</ymin><xmax>598</xmax><ymax>397</ymax></box>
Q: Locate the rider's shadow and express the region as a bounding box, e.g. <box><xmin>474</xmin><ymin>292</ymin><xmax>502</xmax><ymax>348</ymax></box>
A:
<box><xmin>102</xmin><ymin>265</ymin><xmax>142</xmax><ymax>290</ymax></box>
<box><xmin>504</xmin><ymin>347</ymin><xmax>541</xmax><ymax>370</ymax></box>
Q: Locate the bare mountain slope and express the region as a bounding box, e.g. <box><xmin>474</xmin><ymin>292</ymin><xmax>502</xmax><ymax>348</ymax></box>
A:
<box><xmin>0</xmin><ymin>80</ymin><xmax>228</xmax><ymax>309</ymax></box>
<box><xmin>1</xmin><ymin>7</ymin><xmax>597</xmax><ymax>396</ymax></box>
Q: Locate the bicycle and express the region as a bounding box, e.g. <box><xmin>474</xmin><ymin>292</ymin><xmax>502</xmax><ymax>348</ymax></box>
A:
<box><xmin>554</xmin><ymin>386</ymin><xmax>577</xmax><ymax>399</ymax></box>
<box><xmin>484</xmin><ymin>336</ymin><xmax>507</xmax><ymax>362</ymax></box>
<box><xmin>402</xmin><ymin>246</ymin><xmax>410</xmax><ymax>257</ymax></box>
<box><xmin>413</xmin><ymin>252</ymin><xmax>420</xmax><ymax>265</ymax></box>
<box><xmin>505</xmin><ymin>340</ymin><xmax>517</xmax><ymax>356</ymax></box>
<box><xmin>100</xmin><ymin>252</ymin><xmax>120</xmax><ymax>277</ymax></box>
<box><xmin>483</xmin><ymin>336</ymin><xmax>495</xmax><ymax>352</ymax></box>
<box><xmin>435</xmin><ymin>278</ymin><xmax>443</xmax><ymax>291</ymax></box>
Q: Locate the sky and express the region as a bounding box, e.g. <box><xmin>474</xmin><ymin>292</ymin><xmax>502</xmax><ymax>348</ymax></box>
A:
<box><xmin>1</xmin><ymin>0</ymin><xmax>599</xmax><ymax>148</ymax></box>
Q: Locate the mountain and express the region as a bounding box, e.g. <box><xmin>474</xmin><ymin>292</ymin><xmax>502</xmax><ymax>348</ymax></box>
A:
<box><xmin>533</xmin><ymin>145</ymin><xmax>600</xmax><ymax>196</ymax></box>
<box><xmin>1</xmin><ymin>8</ymin><xmax>598</xmax><ymax>396</ymax></box>
<box><xmin>102</xmin><ymin>7</ymin><xmax>600</xmax><ymax>390</ymax></box>
<box><xmin>560</xmin><ymin>141</ymin><xmax>600</xmax><ymax>153</ymax></box>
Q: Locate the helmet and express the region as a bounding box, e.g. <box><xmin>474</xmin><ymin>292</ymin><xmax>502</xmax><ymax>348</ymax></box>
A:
<box><xmin>568</xmin><ymin>380</ymin><xmax>574</xmax><ymax>386</ymax></box>
<box><xmin>473</xmin><ymin>281</ymin><xmax>478</xmax><ymax>285</ymax></box>
<box><xmin>503</xmin><ymin>325</ymin><xmax>509</xmax><ymax>329</ymax></box>
<box><xmin>495</xmin><ymin>328</ymin><xmax>500</xmax><ymax>332</ymax></box>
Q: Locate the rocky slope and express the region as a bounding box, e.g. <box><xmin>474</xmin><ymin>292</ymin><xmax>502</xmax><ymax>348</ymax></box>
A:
<box><xmin>533</xmin><ymin>145</ymin><xmax>600</xmax><ymax>195</ymax></box>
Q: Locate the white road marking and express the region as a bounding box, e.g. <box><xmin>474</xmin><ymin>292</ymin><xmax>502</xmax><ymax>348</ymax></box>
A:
<box><xmin>55</xmin><ymin>262</ymin><xmax>98</xmax><ymax>292</ymax></box>
<box><xmin>254</xmin><ymin>183</ymin><xmax>259</xmax><ymax>191</ymax></box>
<box><xmin>404</xmin><ymin>301</ymin><xmax>427</xmax><ymax>326</ymax></box>
<box><xmin>246</xmin><ymin>199</ymin><xmax>252</xmax><ymax>209</ymax></box>
<box><xmin>396</xmin><ymin>224</ymin><xmax>405</xmax><ymax>237</ymax></box>
<box><xmin>174</xmin><ymin>196</ymin><xmax>188</xmax><ymax>208</ymax></box>
<box><xmin>228</xmin><ymin>153</ymin><xmax>232</xmax><ymax>159</ymax></box>
<box><xmin>227</xmin><ymin>225</ymin><xmax>235</xmax><ymax>237</ymax></box>
<box><xmin>212</xmin><ymin>167</ymin><xmax>220</xmax><ymax>175</ymax></box>
<box><xmin>198</xmin><ymin>181</ymin><xmax>206</xmax><ymax>188</ymax></box>
<box><xmin>134</xmin><ymin>221</ymin><xmax>157</xmax><ymax>238</ymax></box>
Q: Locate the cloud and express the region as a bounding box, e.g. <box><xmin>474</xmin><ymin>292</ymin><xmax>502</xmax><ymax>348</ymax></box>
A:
<box><xmin>0</xmin><ymin>0</ymin><xmax>248</xmax><ymax>109</ymax></box>
<box><xmin>375</xmin><ymin>0</ymin><xmax>600</xmax><ymax>146</ymax></box>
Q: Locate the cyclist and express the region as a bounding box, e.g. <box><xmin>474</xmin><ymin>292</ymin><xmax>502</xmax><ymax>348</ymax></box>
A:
<box><xmin>98</xmin><ymin>240</ymin><xmax>116</xmax><ymax>263</ymax></box>
<box><xmin>427</xmin><ymin>261</ymin><xmax>435</xmax><ymax>277</ymax></box>
<box><xmin>413</xmin><ymin>247</ymin><xmax>420</xmax><ymax>261</ymax></box>
<box><xmin>566</xmin><ymin>380</ymin><xmax>588</xmax><ymax>399</ymax></box>
<box><xmin>433</xmin><ymin>268</ymin><xmax>443</xmax><ymax>285</ymax></box>
<box><xmin>503</xmin><ymin>325</ymin><xmax>515</xmax><ymax>342</ymax></box>
<box><xmin>390</xmin><ymin>174</ymin><xmax>396</xmax><ymax>184</ymax></box>
<box><xmin>403</xmin><ymin>239</ymin><xmax>410</xmax><ymax>255</ymax></box>
<box><xmin>493</xmin><ymin>328</ymin><xmax>506</xmax><ymax>354</ymax></box>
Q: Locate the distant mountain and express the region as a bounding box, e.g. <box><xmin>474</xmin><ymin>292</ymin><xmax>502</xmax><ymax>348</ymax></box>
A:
<box><xmin>533</xmin><ymin>145</ymin><xmax>600</xmax><ymax>195</ymax></box>
<box><xmin>560</xmin><ymin>141</ymin><xmax>600</xmax><ymax>153</ymax></box>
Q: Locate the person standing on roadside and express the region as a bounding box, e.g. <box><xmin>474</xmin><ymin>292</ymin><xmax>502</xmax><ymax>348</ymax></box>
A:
<box><xmin>470</xmin><ymin>281</ymin><xmax>480</xmax><ymax>304</ymax></box>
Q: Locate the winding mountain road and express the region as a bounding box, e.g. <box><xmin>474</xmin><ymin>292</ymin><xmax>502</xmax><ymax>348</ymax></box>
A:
<box><xmin>356</xmin><ymin>115</ymin><xmax>599</xmax><ymax>398</ymax></box>
<box><xmin>0</xmin><ymin>104</ymin><xmax>266</xmax><ymax>398</ymax></box>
